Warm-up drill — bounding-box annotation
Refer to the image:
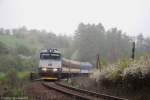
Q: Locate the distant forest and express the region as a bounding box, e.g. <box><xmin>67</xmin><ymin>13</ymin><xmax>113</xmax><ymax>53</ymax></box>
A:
<box><xmin>0</xmin><ymin>22</ymin><xmax>150</xmax><ymax>72</ymax></box>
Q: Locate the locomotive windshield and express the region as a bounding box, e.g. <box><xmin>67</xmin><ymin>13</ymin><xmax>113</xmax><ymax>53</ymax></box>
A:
<box><xmin>40</xmin><ymin>53</ymin><xmax>61</xmax><ymax>60</ymax></box>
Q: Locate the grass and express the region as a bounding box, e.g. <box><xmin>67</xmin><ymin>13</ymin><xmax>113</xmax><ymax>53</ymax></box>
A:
<box><xmin>17</xmin><ymin>71</ymin><xmax>30</xmax><ymax>79</ymax></box>
<box><xmin>0</xmin><ymin>72</ymin><xmax>6</xmax><ymax>81</ymax></box>
<box><xmin>0</xmin><ymin>71</ymin><xmax>30</xmax><ymax>81</ymax></box>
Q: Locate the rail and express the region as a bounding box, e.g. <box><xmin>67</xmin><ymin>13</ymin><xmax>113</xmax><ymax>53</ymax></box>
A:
<box><xmin>42</xmin><ymin>82</ymin><xmax>128</xmax><ymax>100</ymax></box>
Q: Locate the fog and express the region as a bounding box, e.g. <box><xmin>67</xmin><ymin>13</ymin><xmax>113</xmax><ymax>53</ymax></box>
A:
<box><xmin>0</xmin><ymin>0</ymin><xmax>150</xmax><ymax>36</ymax></box>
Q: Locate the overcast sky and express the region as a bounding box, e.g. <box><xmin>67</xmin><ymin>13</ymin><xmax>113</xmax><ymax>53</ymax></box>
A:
<box><xmin>0</xmin><ymin>0</ymin><xmax>150</xmax><ymax>36</ymax></box>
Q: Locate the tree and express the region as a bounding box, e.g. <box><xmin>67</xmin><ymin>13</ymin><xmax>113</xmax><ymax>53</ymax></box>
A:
<box><xmin>0</xmin><ymin>41</ymin><xmax>9</xmax><ymax>54</ymax></box>
<box><xmin>106</xmin><ymin>28</ymin><xmax>131</xmax><ymax>61</ymax></box>
<box><xmin>5</xmin><ymin>29</ymin><xmax>11</xmax><ymax>35</ymax></box>
<box><xmin>74</xmin><ymin>23</ymin><xmax>106</xmax><ymax>63</ymax></box>
<box><xmin>0</xmin><ymin>28</ymin><xmax>5</xmax><ymax>35</ymax></box>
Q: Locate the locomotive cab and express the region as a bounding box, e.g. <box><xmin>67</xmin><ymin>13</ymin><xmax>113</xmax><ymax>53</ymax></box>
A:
<box><xmin>38</xmin><ymin>49</ymin><xmax>62</xmax><ymax>80</ymax></box>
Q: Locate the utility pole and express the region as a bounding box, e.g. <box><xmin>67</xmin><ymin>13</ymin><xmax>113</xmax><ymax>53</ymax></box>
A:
<box><xmin>96</xmin><ymin>54</ymin><xmax>101</xmax><ymax>71</ymax></box>
<box><xmin>96</xmin><ymin>54</ymin><xmax>101</xmax><ymax>92</ymax></box>
<box><xmin>67</xmin><ymin>60</ymin><xmax>71</xmax><ymax>83</ymax></box>
<box><xmin>131</xmin><ymin>41</ymin><xmax>135</xmax><ymax>60</ymax></box>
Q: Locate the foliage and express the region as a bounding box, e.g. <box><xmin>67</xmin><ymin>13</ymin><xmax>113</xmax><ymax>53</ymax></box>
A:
<box><xmin>0</xmin><ymin>23</ymin><xmax>150</xmax><ymax>100</ymax></box>
<box><xmin>89</xmin><ymin>56</ymin><xmax>150</xmax><ymax>100</ymax></box>
<box><xmin>74</xmin><ymin>23</ymin><xmax>150</xmax><ymax>64</ymax></box>
<box><xmin>0</xmin><ymin>69</ymin><xmax>29</xmax><ymax>97</ymax></box>
<box><xmin>0</xmin><ymin>54</ymin><xmax>37</xmax><ymax>72</ymax></box>
<box><xmin>16</xmin><ymin>44</ymin><xmax>32</xmax><ymax>56</ymax></box>
<box><xmin>0</xmin><ymin>41</ymin><xmax>9</xmax><ymax>54</ymax></box>
<box><xmin>94</xmin><ymin>55</ymin><xmax>150</xmax><ymax>92</ymax></box>
<box><xmin>75</xmin><ymin>23</ymin><xmax>106</xmax><ymax>62</ymax></box>
<box><xmin>122</xmin><ymin>56</ymin><xmax>150</xmax><ymax>89</ymax></box>
<box><xmin>0</xmin><ymin>24</ymin><xmax>150</xmax><ymax>72</ymax></box>
<box><xmin>0</xmin><ymin>72</ymin><xmax>6</xmax><ymax>81</ymax></box>
<box><xmin>4</xmin><ymin>69</ymin><xmax>20</xmax><ymax>88</ymax></box>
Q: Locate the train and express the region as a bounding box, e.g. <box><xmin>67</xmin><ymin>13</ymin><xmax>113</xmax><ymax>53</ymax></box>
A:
<box><xmin>37</xmin><ymin>48</ymin><xmax>93</xmax><ymax>81</ymax></box>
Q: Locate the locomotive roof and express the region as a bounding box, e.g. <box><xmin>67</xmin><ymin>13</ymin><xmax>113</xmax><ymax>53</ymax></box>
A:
<box><xmin>40</xmin><ymin>49</ymin><xmax>60</xmax><ymax>54</ymax></box>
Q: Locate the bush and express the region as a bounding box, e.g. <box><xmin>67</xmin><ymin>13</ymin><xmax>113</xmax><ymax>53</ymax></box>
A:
<box><xmin>0</xmin><ymin>72</ymin><xmax>6</xmax><ymax>81</ymax></box>
<box><xmin>0</xmin><ymin>70</ymin><xmax>29</xmax><ymax>97</ymax></box>
<box><xmin>4</xmin><ymin>69</ymin><xmax>20</xmax><ymax>89</ymax></box>
<box><xmin>94</xmin><ymin>55</ymin><xmax>150</xmax><ymax>90</ymax></box>
<box><xmin>0</xmin><ymin>41</ymin><xmax>9</xmax><ymax>54</ymax></box>
<box><xmin>90</xmin><ymin>56</ymin><xmax>150</xmax><ymax>100</ymax></box>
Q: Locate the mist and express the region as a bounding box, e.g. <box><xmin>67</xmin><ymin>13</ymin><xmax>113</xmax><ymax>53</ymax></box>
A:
<box><xmin>0</xmin><ymin>0</ymin><xmax>150</xmax><ymax>36</ymax></box>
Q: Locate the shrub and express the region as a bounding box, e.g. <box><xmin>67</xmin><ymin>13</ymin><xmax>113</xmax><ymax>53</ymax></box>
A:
<box><xmin>4</xmin><ymin>69</ymin><xmax>20</xmax><ymax>89</ymax></box>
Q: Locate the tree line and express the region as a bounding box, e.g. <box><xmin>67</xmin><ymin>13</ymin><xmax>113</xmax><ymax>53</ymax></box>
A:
<box><xmin>74</xmin><ymin>23</ymin><xmax>150</xmax><ymax>64</ymax></box>
<box><xmin>0</xmin><ymin>23</ymin><xmax>150</xmax><ymax>72</ymax></box>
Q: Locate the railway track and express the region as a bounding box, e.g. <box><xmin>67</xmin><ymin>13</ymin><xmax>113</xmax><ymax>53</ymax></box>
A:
<box><xmin>42</xmin><ymin>82</ymin><xmax>128</xmax><ymax>100</ymax></box>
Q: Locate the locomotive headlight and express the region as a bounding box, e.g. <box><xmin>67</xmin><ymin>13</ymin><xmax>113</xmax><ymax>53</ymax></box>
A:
<box><xmin>53</xmin><ymin>68</ymin><xmax>58</xmax><ymax>72</ymax></box>
<box><xmin>41</xmin><ymin>68</ymin><xmax>47</xmax><ymax>71</ymax></box>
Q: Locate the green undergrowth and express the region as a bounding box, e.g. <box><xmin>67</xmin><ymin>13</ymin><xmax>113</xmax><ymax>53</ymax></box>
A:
<box><xmin>0</xmin><ymin>71</ymin><xmax>30</xmax><ymax>81</ymax></box>
<box><xmin>0</xmin><ymin>70</ymin><xmax>30</xmax><ymax>97</ymax></box>
<box><xmin>0</xmin><ymin>72</ymin><xmax>6</xmax><ymax>81</ymax></box>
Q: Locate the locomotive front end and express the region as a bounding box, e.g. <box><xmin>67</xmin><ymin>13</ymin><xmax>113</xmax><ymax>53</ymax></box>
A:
<box><xmin>39</xmin><ymin>49</ymin><xmax>62</xmax><ymax>81</ymax></box>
